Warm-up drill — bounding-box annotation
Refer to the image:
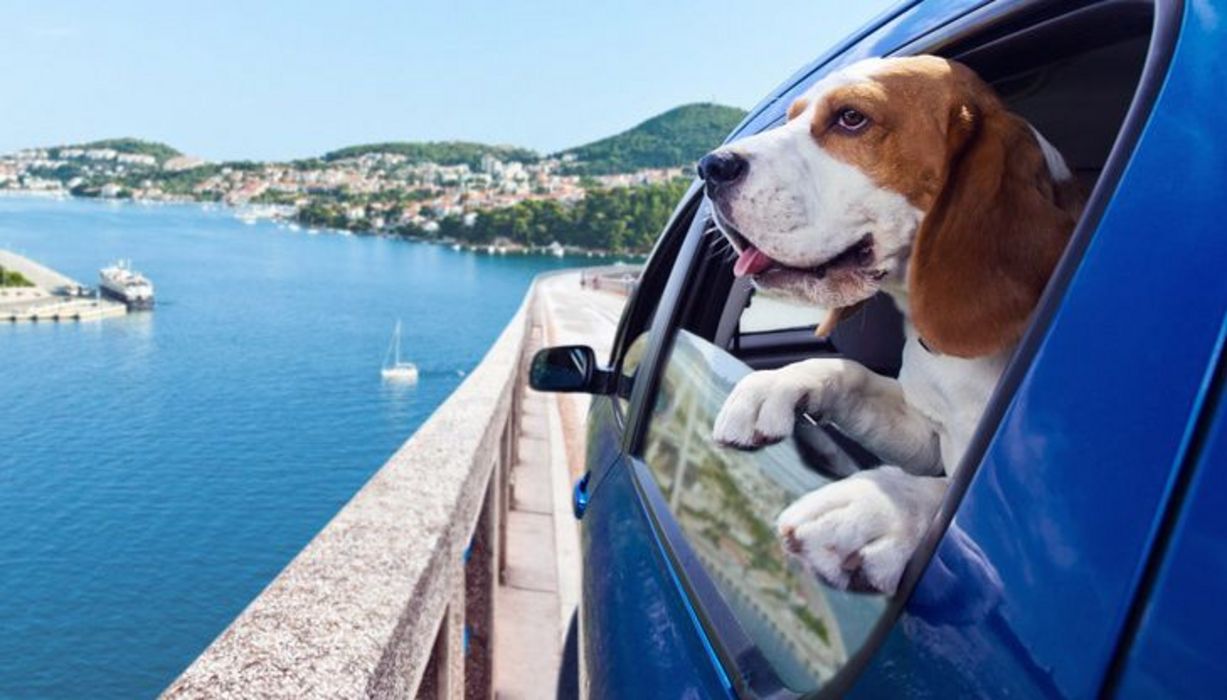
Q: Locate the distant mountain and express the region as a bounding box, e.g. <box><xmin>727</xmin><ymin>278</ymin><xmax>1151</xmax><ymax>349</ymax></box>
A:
<box><xmin>321</xmin><ymin>141</ymin><xmax>538</xmax><ymax>169</ymax></box>
<box><xmin>557</xmin><ymin>103</ymin><xmax>747</xmax><ymax>176</ymax></box>
<box><xmin>49</xmin><ymin>138</ymin><xmax>182</xmax><ymax>164</ymax></box>
<box><xmin>24</xmin><ymin>103</ymin><xmax>747</xmax><ymax>176</ymax></box>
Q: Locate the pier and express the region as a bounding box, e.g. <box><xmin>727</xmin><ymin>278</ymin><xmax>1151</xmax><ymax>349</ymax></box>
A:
<box><xmin>0</xmin><ymin>249</ymin><xmax>127</xmax><ymax>322</ymax></box>
<box><xmin>162</xmin><ymin>269</ymin><xmax>629</xmax><ymax>699</ymax></box>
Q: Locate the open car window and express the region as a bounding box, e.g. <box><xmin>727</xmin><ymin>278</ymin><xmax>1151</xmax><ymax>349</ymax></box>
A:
<box><xmin>738</xmin><ymin>286</ymin><xmax>829</xmax><ymax>335</ymax></box>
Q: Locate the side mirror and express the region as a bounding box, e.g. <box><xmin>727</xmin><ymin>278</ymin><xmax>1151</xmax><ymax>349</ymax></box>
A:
<box><xmin>529</xmin><ymin>345</ymin><xmax>614</xmax><ymax>394</ymax></box>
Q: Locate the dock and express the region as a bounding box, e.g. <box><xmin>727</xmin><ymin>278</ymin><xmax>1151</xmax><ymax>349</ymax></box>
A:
<box><xmin>0</xmin><ymin>249</ymin><xmax>128</xmax><ymax>322</ymax></box>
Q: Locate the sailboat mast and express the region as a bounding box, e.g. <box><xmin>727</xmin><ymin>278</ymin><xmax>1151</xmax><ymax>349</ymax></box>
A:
<box><xmin>394</xmin><ymin>320</ymin><xmax>401</xmax><ymax>365</ymax></box>
<box><xmin>380</xmin><ymin>318</ymin><xmax>417</xmax><ymax>381</ymax></box>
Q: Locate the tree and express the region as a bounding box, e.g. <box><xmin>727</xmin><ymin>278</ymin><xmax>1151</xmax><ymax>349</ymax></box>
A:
<box><xmin>454</xmin><ymin>178</ymin><xmax>688</xmax><ymax>253</ymax></box>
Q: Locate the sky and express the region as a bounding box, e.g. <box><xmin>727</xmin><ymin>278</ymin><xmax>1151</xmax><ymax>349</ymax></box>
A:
<box><xmin>1</xmin><ymin>0</ymin><xmax>898</xmax><ymax>162</ymax></box>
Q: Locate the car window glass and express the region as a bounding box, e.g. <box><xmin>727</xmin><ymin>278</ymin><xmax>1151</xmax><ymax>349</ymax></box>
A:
<box><xmin>642</xmin><ymin>330</ymin><xmax>884</xmax><ymax>691</ymax></box>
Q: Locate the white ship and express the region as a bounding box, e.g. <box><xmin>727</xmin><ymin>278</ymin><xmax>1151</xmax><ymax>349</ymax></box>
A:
<box><xmin>235</xmin><ymin>204</ymin><xmax>292</xmax><ymax>225</ymax></box>
<box><xmin>99</xmin><ymin>260</ymin><xmax>154</xmax><ymax>310</ymax></box>
<box><xmin>381</xmin><ymin>320</ymin><xmax>418</xmax><ymax>382</ymax></box>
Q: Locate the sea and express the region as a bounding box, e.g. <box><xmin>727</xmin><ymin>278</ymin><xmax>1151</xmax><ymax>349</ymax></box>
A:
<box><xmin>0</xmin><ymin>195</ymin><xmax>604</xmax><ymax>698</ymax></box>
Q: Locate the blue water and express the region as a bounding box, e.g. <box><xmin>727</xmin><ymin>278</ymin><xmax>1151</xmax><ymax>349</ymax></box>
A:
<box><xmin>0</xmin><ymin>196</ymin><xmax>595</xmax><ymax>698</ymax></box>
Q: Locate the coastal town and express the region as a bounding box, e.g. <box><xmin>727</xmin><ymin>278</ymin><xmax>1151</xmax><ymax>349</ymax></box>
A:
<box><xmin>0</xmin><ymin>143</ymin><xmax>683</xmax><ymax>244</ymax></box>
<box><xmin>0</xmin><ymin>103</ymin><xmax>746</xmax><ymax>252</ymax></box>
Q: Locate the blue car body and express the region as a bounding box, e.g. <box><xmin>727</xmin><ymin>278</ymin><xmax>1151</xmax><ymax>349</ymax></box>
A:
<box><xmin>571</xmin><ymin>0</ymin><xmax>1227</xmax><ymax>696</ymax></box>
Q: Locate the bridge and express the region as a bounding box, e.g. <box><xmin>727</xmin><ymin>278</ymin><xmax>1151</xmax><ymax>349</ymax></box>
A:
<box><xmin>162</xmin><ymin>269</ymin><xmax>629</xmax><ymax>699</ymax></box>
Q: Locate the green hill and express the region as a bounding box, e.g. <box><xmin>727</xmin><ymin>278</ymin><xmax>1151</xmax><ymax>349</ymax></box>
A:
<box><xmin>558</xmin><ymin>103</ymin><xmax>747</xmax><ymax>175</ymax></box>
<box><xmin>322</xmin><ymin>141</ymin><xmax>538</xmax><ymax>169</ymax></box>
<box><xmin>51</xmin><ymin>138</ymin><xmax>182</xmax><ymax>164</ymax></box>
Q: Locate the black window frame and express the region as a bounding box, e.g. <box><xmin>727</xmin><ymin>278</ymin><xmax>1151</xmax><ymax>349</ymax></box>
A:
<box><xmin>616</xmin><ymin>0</ymin><xmax>1183</xmax><ymax>696</ymax></box>
<box><xmin>615</xmin><ymin>194</ymin><xmax>718</xmax><ymax>449</ymax></box>
<box><xmin>604</xmin><ymin>181</ymin><xmax>703</xmax><ymax>431</ymax></box>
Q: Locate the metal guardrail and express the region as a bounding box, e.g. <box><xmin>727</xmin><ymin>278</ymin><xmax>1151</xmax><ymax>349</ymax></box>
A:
<box><xmin>163</xmin><ymin>284</ymin><xmax>536</xmax><ymax>699</ymax></box>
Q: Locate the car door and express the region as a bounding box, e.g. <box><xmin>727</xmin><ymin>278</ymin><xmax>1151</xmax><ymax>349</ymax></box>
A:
<box><xmin>577</xmin><ymin>190</ymin><xmax>737</xmax><ymax>698</ymax></box>
<box><xmin>1110</xmin><ymin>336</ymin><xmax>1227</xmax><ymax>698</ymax></box>
<box><xmin>847</xmin><ymin>1</ymin><xmax>1223</xmax><ymax>696</ymax></box>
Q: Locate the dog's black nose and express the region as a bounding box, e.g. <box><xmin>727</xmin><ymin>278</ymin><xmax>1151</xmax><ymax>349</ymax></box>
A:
<box><xmin>697</xmin><ymin>151</ymin><xmax>747</xmax><ymax>185</ymax></box>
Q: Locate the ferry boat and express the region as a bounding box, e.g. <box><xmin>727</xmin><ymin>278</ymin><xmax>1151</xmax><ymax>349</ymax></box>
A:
<box><xmin>99</xmin><ymin>260</ymin><xmax>154</xmax><ymax>310</ymax></box>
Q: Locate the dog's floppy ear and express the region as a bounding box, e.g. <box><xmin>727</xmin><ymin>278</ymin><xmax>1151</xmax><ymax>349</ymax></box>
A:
<box><xmin>908</xmin><ymin>85</ymin><xmax>1080</xmax><ymax>358</ymax></box>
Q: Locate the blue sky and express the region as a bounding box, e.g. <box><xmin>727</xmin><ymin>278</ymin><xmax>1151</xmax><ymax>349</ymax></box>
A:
<box><xmin>1</xmin><ymin>0</ymin><xmax>896</xmax><ymax>162</ymax></box>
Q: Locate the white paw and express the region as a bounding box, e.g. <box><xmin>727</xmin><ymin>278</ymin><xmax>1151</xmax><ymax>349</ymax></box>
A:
<box><xmin>776</xmin><ymin>467</ymin><xmax>946</xmax><ymax>595</ymax></box>
<box><xmin>711</xmin><ymin>361</ymin><xmax>845</xmax><ymax>449</ymax></box>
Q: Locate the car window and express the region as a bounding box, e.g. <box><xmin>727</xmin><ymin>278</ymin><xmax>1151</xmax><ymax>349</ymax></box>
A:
<box><xmin>642</xmin><ymin>330</ymin><xmax>883</xmax><ymax>691</ymax></box>
<box><xmin>738</xmin><ymin>287</ymin><xmax>829</xmax><ymax>334</ymax></box>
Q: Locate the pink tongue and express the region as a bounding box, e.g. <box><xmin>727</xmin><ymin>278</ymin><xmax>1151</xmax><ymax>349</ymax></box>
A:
<box><xmin>734</xmin><ymin>246</ymin><xmax>775</xmax><ymax>277</ymax></box>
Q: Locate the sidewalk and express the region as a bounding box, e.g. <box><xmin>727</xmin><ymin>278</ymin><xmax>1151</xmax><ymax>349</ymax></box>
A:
<box><xmin>492</xmin><ymin>272</ymin><xmax>627</xmax><ymax>699</ymax></box>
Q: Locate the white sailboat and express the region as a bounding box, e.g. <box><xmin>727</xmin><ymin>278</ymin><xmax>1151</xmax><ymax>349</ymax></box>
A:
<box><xmin>381</xmin><ymin>320</ymin><xmax>419</xmax><ymax>382</ymax></box>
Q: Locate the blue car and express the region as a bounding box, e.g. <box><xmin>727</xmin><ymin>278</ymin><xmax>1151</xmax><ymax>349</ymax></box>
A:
<box><xmin>532</xmin><ymin>0</ymin><xmax>1227</xmax><ymax>696</ymax></box>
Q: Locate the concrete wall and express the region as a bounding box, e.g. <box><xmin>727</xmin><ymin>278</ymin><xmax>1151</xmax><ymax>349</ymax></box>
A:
<box><xmin>578</xmin><ymin>265</ymin><xmax>640</xmax><ymax>297</ymax></box>
<box><xmin>163</xmin><ymin>284</ymin><xmax>536</xmax><ymax>699</ymax></box>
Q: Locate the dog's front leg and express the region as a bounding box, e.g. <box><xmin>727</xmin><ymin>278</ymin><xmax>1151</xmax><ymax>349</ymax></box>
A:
<box><xmin>778</xmin><ymin>466</ymin><xmax>946</xmax><ymax>595</ymax></box>
<box><xmin>712</xmin><ymin>358</ymin><xmax>942</xmax><ymax>474</ymax></box>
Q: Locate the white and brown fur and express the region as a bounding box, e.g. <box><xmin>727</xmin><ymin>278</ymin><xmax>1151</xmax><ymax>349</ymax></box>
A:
<box><xmin>706</xmin><ymin>56</ymin><xmax>1083</xmax><ymax>594</ymax></box>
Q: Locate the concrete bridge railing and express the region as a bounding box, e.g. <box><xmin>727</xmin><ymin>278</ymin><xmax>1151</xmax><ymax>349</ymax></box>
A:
<box><xmin>163</xmin><ymin>284</ymin><xmax>536</xmax><ymax>699</ymax></box>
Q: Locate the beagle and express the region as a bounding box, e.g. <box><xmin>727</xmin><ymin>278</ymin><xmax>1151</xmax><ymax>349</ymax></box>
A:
<box><xmin>703</xmin><ymin>56</ymin><xmax>1083</xmax><ymax>595</ymax></box>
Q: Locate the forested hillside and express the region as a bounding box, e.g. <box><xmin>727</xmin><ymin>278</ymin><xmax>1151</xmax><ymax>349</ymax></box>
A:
<box><xmin>558</xmin><ymin>103</ymin><xmax>746</xmax><ymax>175</ymax></box>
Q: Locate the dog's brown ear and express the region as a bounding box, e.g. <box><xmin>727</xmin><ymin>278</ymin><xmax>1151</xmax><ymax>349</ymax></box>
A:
<box><xmin>908</xmin><ymin>87</ymin><xmax>1080</xmax><ymax>358</ymax></box>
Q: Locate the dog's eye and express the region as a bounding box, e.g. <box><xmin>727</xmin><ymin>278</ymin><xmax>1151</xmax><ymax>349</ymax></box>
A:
<box><xmin>836</xmin><ymin>108</ymin><xmax>870</xmax><ymax>133</ymax></box>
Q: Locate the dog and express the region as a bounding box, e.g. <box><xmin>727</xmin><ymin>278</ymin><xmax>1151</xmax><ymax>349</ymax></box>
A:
<box><xmin>701</xmin><ymin>56</ymin><xmax>1083</xmax><ymax>595</ymax></box>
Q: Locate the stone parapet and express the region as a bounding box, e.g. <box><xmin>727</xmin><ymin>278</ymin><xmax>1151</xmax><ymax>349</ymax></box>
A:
<box><xmin>163</xmin><ymin>282</ymin><xmax>538</xmax><ymax>699</ymax></box>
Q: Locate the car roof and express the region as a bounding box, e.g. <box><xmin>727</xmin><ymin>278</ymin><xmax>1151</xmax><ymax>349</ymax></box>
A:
<box><xmin>727</xmin><ymin>0</ymin><xmax>987</xmax><ymax>140</ymax></box>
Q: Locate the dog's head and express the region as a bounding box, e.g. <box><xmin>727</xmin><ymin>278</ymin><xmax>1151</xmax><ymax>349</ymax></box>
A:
<box><xmin>702</xmin><ymin>56</ymin><xmax>1081</xmax><ymax>357</ymax></box>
